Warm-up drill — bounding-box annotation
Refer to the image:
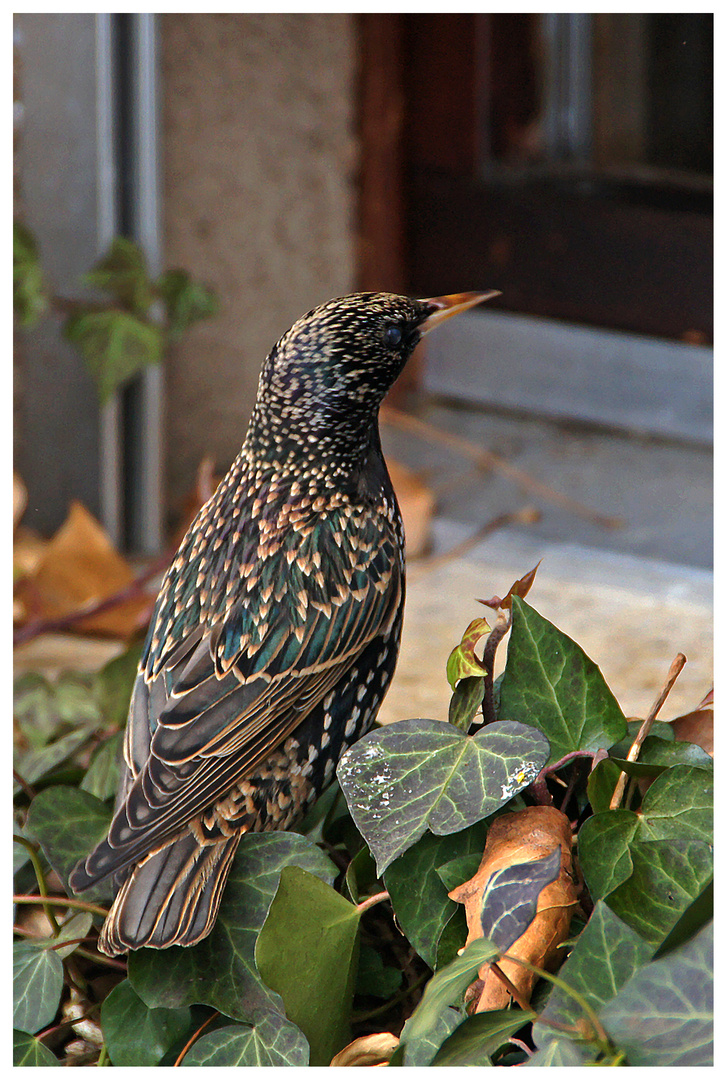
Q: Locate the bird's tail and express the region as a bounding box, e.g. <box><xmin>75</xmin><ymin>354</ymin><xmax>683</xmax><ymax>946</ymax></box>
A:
<box><xmin>97</xmin><ymin>832</ymin><xmax>240</xmax><ymax>956</ymax></box>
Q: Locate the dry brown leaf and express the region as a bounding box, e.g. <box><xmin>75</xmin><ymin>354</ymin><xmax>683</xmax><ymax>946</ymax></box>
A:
<box><xmin>670</xmin><ymin>690</ymin><xmax>713</xmax><ymax>756</ymax></box>
<box><xmin>329</xmin><ymin>1032</ymin><xmax>399</xmax><ymax>1066</ymax></box>
<box><xmin>14</xmin><ymin>501</ymin><xmax>150</xmax><ymax>638</ymax></box>
<box><xmin>449</xmin><ymin>805</ymin><xmax>578</xmax><ymax>1013</ymax></box>
<box><xmin>387</xmin><ymin>459</ymin><xmax>435</xmax><ymax>559</ymax></box>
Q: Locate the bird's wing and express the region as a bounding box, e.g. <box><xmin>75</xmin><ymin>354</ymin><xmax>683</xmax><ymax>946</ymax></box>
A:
<box><xmin>74</xmin><ymin>510</ymin><xmax>402</xmax><ymax>885</ymax></box>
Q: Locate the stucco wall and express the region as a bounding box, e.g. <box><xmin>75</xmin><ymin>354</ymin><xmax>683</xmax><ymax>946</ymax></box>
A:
<box><xmin>161</xmin><ymin>13</ymin><xmax>358</xmax><ymax>514</ymax></box>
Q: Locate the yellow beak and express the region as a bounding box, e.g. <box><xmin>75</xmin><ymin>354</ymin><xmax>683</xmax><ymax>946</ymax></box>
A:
<box><xmin>419</xmin><ymin>290</ymin><xmax>501</xmax><ymax>334</ymax></box>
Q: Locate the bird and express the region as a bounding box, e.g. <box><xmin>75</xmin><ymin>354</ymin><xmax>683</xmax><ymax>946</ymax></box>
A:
<box><xmin>70</xmin><ymin>289</ymin><xmax>498</xmax><ymax>955</ymax></box>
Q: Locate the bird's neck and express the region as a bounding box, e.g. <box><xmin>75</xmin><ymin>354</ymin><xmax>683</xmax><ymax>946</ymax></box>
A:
<box><xmin>242</xmin><ymin>396</ymin><xmax>384</xmax><ymax>494</ymax></box>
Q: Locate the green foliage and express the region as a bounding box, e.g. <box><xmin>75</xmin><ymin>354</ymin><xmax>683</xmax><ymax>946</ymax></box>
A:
<box><xmin>13</xmin><ymin>221</ymin><xmax>48</xmax><ymax>327</ymax></box>
<box><xmin>100</xmin><ymin>981</ymin><xmax>190</xmax><ymax>1067</ymax></box>
<box><xmin>499</xmin><ymin>596</ymin><xmax>628</xmax><ymax>763</ymax></box>
<box><xmin>13</xmin><ymin>582</ymin><xmax>713</xmax><ymax>1065</ymax></box>
<box><xmin>14</xmin><ymin>224</ymin><xmax>218</xmax><ymax>403</ymax></box>
<box><xmin>256</xmin><ymin>866</ymin><xmax>361</xmax><ymax>1064</ymax></box>
<box><xmin>338</xmin><ymin>718</ymin><xmax>549</xmax><ymax>874</ymax></box>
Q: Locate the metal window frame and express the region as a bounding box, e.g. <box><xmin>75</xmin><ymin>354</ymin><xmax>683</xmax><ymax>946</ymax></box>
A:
<box><xmin>96</xmin><ymin>12</ymin><xmax>163</xmax><ymax>554</ymax></box>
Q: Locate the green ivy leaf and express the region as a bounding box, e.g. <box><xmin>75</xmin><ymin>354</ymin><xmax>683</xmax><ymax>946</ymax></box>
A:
<box><xmin>156</xmin><ymin>269</ymin><xmax>218</xmax><ymax>340</ymax></box>
<box><xmin>64</xmin><ymin>309</ymin><xmax>163</xmax><ymax>403</ymax></box>
<box><xmin>256</xmin><ymin>865</ymin><xmax>360</xmax><ymax>1065</ymax></box>
<box><xmin>83</xmin><ymin>237</ymin><xmax>153</xmax><ymax>315</ymax></box>
<box><xmin>13</xmin><ymin>1030</ymin><xmax>59</xmax><ymax>1066</ymax></box>
<box><xmin>605</xmin><ymin>839</ymin><xmax>713</xmax><ymax>947</ymax></box>
<box><xmin>479</xmin><ymin>846</ymin><xmax>563</xmax><ymax>952</ymax></box>
<box><xmin>128</xmin><ymin>833</ymin><xmax>336</xmax><ymax>1026</ymax></box>
<box><xmin>431</xmin><ymin>1008</ymin><xmax>535</xmax><ymax>1066</ymax></box>
<box><xmin>338</xmin><ymin>718</ymin><xmax>549</xmax><ymax>875</ymax></box>
<box><xmin>100</xmin><ymin>980</ymin><xmax>190</xmax><ymax>1067</ymax></box>
<box><xmin>95</xmin><ymin>640</ymin><xmax>143</xmax><ymax>729</ymax></box>
<box><xmin>533</xmin><ymin>902</ymin><xmax>651</xmax><ymax>1049</ymax></box>
<box><xmin>384</xmin><ymin>822</ymin><xmax>488</xmax><ymax>970</ymax></box>
<box><xmin>448</xmin><ymin>675</ymin><xmax>485</xmax><ymax>732</ymax></box>
<box><xmin>600</xmin><ymin>921</ymin><xmax>713</xmax><ymax>1066</ymax></box>
<box><xmin>13</xmin><ymin>942</ymin><xmax>64</xmax><ymax>1035</ymax></box>
<box><xmin>181</xmin><ymin>1014</ymin><xmax>309</xmax><ymax>1067</ymax></box>
<box><xmin>14</xmin><ymin>729</ymin><xmax>94</xmax><ymax>795</ymax></box>
<box><xmin>394</xmin><ymin>1006</ymin><xmax>463</xmax><ymax>1066</ymax></box>
<box><xmin>80</xmin><ymin>731</ymin><xmax>124</xmax><ymax>802</ymax></box>
<box><xmin>499</xmin><ymin>597</ymin><xmax>627</xmax><ymax>764</ymax></box>
<box><xmin>13</xmin><ymin>221</ymin><xmax>48</xmax><ymax>328</ymax></box>
<box><xmin>579</xmin><ymin>764</ymin><xmax>714</xmax><ymax>905</ymax></box>
<box><xmin>25</xmin><ymin>786</ymin><xmax>114</xmax><ymax>904</ymax></box>
<box><xmin>396</xmin><ymin>937</ymin><xmax>500</xmax><ymax>1061</ymax></box>
<box><xmin>446</xmin><ymin>618</ymin><xmax>490</xmax><ymax>690</ymax></box>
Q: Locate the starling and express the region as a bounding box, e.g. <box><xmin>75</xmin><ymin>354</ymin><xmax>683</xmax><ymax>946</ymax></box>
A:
<box><xmin>70</xmin><ymin>289</ymin><xmax>497</xmax><ymax>954</ymax></box>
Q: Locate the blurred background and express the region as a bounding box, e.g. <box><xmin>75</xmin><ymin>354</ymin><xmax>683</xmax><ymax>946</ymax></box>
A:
<box><xmin>13</xmin><ymin>13</ymin><xmax>713</xmax><ymax>718</ymax></box>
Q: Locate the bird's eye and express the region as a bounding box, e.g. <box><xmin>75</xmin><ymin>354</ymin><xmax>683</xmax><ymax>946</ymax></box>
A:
<box><xmin>383</xmin><ymin>323</ymin><xmax>403</xmax><ymax>347</ymax></box>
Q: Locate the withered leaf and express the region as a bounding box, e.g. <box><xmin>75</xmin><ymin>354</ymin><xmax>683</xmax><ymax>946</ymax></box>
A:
<box><xmin>449</xmin><ymin>805</ymin><xmax>578</xmax><ymax>1013</ymax></box>
<box><xmin>477</xmin><ymin>561</ymin><xmax>541</xmax><ymax>611</ymax></box>
<box><xmin>15</xmin><ymin>501</ymin><xmax>152</xmax><ymax>638</ymax></box>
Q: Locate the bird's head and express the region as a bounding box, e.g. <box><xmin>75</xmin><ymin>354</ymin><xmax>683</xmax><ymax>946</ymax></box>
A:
<box><xmin>247</xmin><ymin>290</ymin><xmax>499</xmax><ymax>468</ymax></box>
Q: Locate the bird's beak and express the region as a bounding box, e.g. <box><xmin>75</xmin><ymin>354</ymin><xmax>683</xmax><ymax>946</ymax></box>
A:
<box><xmin>419</xmin><ymin>290</ymin><xmax>501</xmax><ymax>334</ymax></box>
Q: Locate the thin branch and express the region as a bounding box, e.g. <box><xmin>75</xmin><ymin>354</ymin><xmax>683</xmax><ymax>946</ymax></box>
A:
<box><xmin>412</xmin><ymin>507</ymin><xmax>541</xmax><ymax>576</ymax></box>
<box><xmin>173</xmin><ymin>1011</ymin><xmax>220</xmax><ymax>1067</ymax></box>
<box><xmin>356</xmin><ymin>890</ymin><xmax>390</xmax><ymax>915</ymax></box>
<box><xmin>13</xmin><ymin>835</ymin><xmax>61</xmax><ymax>935</ymax></box>
<box><xmin>13</xmin><ymin>894</ymin><xmax>110</xmax><ymax>918</ymax></box>
<box><xmin>13</xmin><ymin>554</ymin><xmax>166</xmax><ymax>647</ymax></box>
<box><xmin>609</xmin><ymin>653</ymin><xmax>687</xmax><ymax>810</ymax></box>
<box><xmin>381</xmin><ymin>405</ymin><xmax>623</xmax><ymax>529</ymax></box>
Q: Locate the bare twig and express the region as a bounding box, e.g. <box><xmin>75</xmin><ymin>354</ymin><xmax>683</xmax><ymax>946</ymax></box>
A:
<box><xmin>173</xmin><ymin>1011</ymin><xmax>220</xmax><ymax>1066</ymax></box>
<box><xmin>13</xmin><ymin>553</ymin><xmax>167</xmax><ymax>647</ymax></box>
<box><xmin>609</xmin><ymin>653</ymin><xmax>687</xmax><ymax>810</ymax></box>
<box><xmin>13</xmin><ymin>894</ymin><xmax>110</xmax><ymax>918</ymax></box>
<box><xmin>412</xmin><ymin>507</ymin><xmax>541</xmax><ymax>576</ymax></box>
<box><xmin>381</xmin><ymin>405</ymin><xmax>623</xmax><ymax>529</ymax></box>
<box><xmin>356</xmin><ymin>890</ymin><xmax>390</xmax><ymax>915</ymax></box>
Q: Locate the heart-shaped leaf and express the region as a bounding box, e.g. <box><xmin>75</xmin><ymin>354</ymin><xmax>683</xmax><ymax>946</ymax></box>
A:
<box><xmin>498</xmin><ymin>597</ymin><xmax>627</xmax><ymax>764</ymax></box>
<box><xmin>100</xmin><ymin>980</ymin><xmax>190</xmax><ymax>1067</ymax></box>
<box><xmin>384</xmin><ymin>821</ymin><xmax>488</xmax><ymax>969</ymax></box>
<box><xmin>128</xmin><ymin>832</ymin><xmax>336</xmax><ymax>1025</ymax></box>
<box><xmin>338</xmin><ymin>718</ymin><xmax>549</xmax><ymax>874</ymax></box>
<box><xmin>181</xmin><ymin>1015</ymin><xmax>308</xmax><ymax>1067</ymax></box>
<box><xmin>13</xmin><ymin>942</ymin><xmax>64</xmax><ymax>1035</ymax></box>
<box><xmin>600</xmin><ymin>921</ymin><xmax>713</xmax><ymax>1066</ymax></box>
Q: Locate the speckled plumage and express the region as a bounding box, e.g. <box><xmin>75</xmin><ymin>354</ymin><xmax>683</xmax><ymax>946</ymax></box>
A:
<box><xmin>69</xmin><ymin>290</ymin><xmax>495</xmax><ymax>955</ymax></box>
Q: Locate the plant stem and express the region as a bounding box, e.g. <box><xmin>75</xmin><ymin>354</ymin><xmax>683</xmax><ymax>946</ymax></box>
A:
<box><xmin>609</xmin><ymin>653</ymin><xmax>686</xmax><ymax>809</ymax></box>
<box><xmin>356</xmin><ymin>890</ymin><xmax>390</xmax><ymax>915</ymax></box>
<box><xmin>173</xmin><ymin>1011</ymin><xmax>219</xmax><ymax>1066</ymax></box>
<box><xmin>13</xmin><ymin>894</ymin><xmax>110</xmax><ymax>918</ymax></box>
<box><xmin>13</xmin><ymin>835</ymin><xmax>61</xmax><ymax>935</ymax></box>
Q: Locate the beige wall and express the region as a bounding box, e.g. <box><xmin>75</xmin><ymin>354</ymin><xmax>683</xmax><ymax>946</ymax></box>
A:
<box><xmin>161</xmin><ymin>13</ymin><xmax>358</xmax><ymax>514</ymax></box>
